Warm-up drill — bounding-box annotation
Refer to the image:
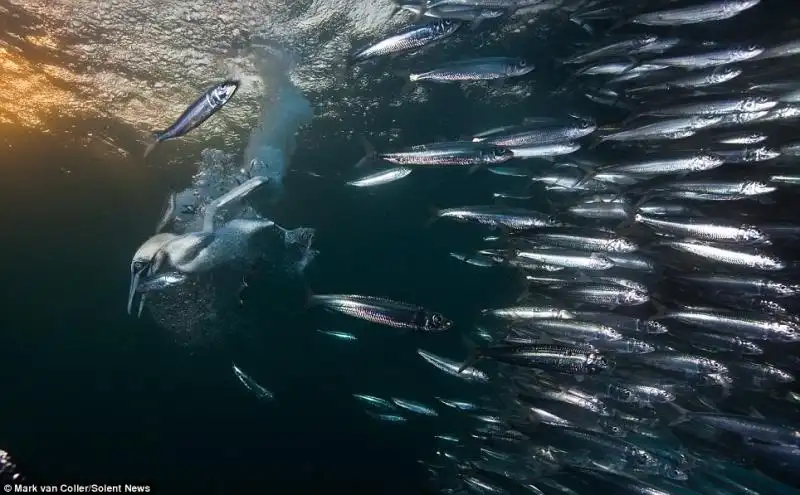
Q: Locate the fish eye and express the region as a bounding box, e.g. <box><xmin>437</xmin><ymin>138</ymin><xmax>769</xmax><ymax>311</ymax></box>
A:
<box><xmin>133</xmin><ymin>261</ymin><xmax>146</xmax><ymax>272</ymax></box>
<box><xmin>748</xmin><ymin>43</ymin><xmax>760</xmax><ymax>51</ymax></box>
<box><xmin>519</xmin><ymin>60</ymin><xmax>526</xmax><ymax>67</ymax></box>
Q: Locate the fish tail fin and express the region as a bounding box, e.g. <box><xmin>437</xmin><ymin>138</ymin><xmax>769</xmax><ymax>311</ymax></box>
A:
<box><xmin>586</xmin><ymin>136</ymin><xmax>606</xmax><ymax>150</ymax></box>
<box><xmin>615</xmin><ymin>216</ymin><xmax>635</xmax><ymax>231</ymax></box>
<box><xmin>468</xmin><ymin>18</ymin><xmax>485</xmax><ymax>32</ymax></box>
<box><xmin>457</xmin><ymin>345</ymin><xmax>483</xmax><ymax>373</ymax></box>
<box><xmin>354</xmin><ymin>135</ymin><xmax>378</xmax><ymax>168</ymax></box>
<box><xmin>619</xmin><ymin>113</ymin><xmax>641</xmax><ymax>127</ymax></box>
<box><xmin>502</xmin><ymin>242</ymin><xmax>518</xmax><ymax>267</ymax></box>
<box><xmin>467</xmin><ymin>164</ymin><xmax>483</xmax><ymax>175</ymax></box>
<box><xmin>605</xmin><ymin>18</ymin><xmax>626</xmax><ymax>34</ymax></box>
<box><xmin>303</xmin><ymin>282</ymin><xmax>317</xmax><ymax>308</ymax></box>
<box><xmin>143</xmin><ymin>131</ymin><xmax>164</xmax><ymax>159</ymax></box>
<box><xmin>617</xmin><ymin>58</ymin><xmax>642</xmax><ymax>77</ymax></box>
<box><xmin>412</xmin><ymin>0</ymin><xmax>426</xmax><ymax>22</ymax></box>
<box><xmin>649</xmin><ymin>294</ymin><xmax>669</xmax><ymax>317</ymax></box>
<box><xmin>393</xmin><ymin>70</ymin><xmax>417</xmax><ymax>95</ymax></box>
<box><xmin>550</xmin><ymin>75</ymin><xmax>576</xmax><ymax>96</ymax></box>
<box><xmin>542</xmin><ymin>194</ymin><xmax>570</xmax><ymax>214</ymax></box>
<box><xmin>667</xmin><ymin>402</ymin><xmax>691</xmax><ymax>427</ymax></box>
<box><xmin>568</xmin><ymin>15</ymin><xmax>595</xmax><ymax>36</ymax></box>
<box><xmin>633</xmin><ymin>193</ymin><xmax>653</xmax><ymax>211</ymax></box>
<box><xmin>574</xmin><ymin>169</ymin><xmax>597</xmax><ymax>188</ymax></box>
<box><xmin>425</xmin><ymin>206</ymin><xmax>441</xmax><ymax>228</ymax></box>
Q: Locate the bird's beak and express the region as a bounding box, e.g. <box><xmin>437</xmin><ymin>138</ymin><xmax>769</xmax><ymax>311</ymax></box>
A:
<box><xmin>127</xmin><ymin>263</ymin><xmax>149</xmax><ymax>315</ymax></box>
<box><xmin>137</xmin><ymin>293</ymin><xmax>148</xmax><ymax>318</ymax></box>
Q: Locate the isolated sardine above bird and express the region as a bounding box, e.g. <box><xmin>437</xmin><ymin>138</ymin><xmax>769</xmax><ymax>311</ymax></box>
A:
<box><xmin>144</xmin><ymin>80</ymin><xmax>239</xmax><ymax>158</ymax></box>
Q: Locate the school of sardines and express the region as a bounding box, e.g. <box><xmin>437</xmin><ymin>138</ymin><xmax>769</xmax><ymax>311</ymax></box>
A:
<box><xmin>339</xmin><ymin>0</ymin><xmax>800</xmax><ymax>492</ymax></box>
<box><xmin>127</xmin><ymin>0</ymin><xmax>800</xmax><ymax>492</ymax></box>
